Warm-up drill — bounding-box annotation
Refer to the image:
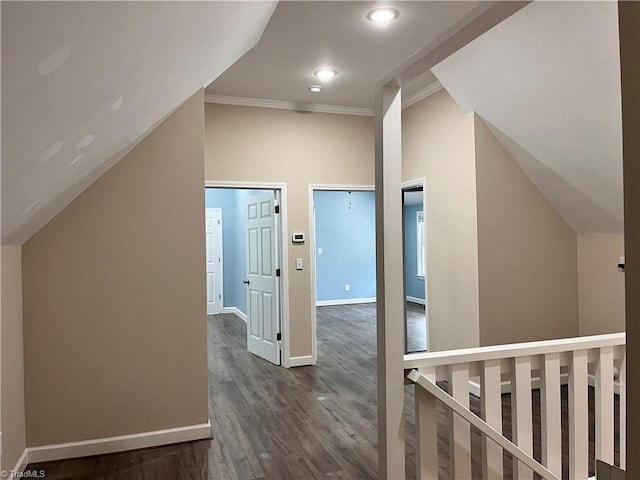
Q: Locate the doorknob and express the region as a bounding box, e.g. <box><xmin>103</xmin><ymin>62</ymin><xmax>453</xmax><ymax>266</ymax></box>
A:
<box><xmin>243</xmin><ymin>279</ymin><xmax>250</xmax><ymax>285</ymax></box>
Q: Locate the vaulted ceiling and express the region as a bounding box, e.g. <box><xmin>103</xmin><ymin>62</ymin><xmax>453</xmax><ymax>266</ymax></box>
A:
<box><xmin>2</xmin><ymin>1</ymin><xmax>624</xmax><ymax>243</ymax></box>
<box><xmin>433</xmin><ymin>1</ymin><xmax>623</xmax><ymax>234</ymax></box>
<box><xmin>2</xmin><ymin>1</ymin><xmax>276</xmax><ymax>244</ymax></box>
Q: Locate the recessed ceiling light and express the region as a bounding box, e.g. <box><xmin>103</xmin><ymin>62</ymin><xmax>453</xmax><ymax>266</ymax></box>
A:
<box><xmin>314</xmin><ymin>69</ymin><xmax>338</xmax><ymax>80</ymax></box>
<box><xmin>309</xmin><ymin>85</ymin><xmax>322</xmax><ymax>93</ymax></box>
<box><xmin>367</xmin><ymin>8</ymin><xmax>399</xmax><ymax>23</ymax></box>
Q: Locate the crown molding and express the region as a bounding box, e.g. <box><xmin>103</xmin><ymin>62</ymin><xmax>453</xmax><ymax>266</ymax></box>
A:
<box><xmin>401</xmin><ymin>80</ymin><xmax>443</xmax><ymax>109</ymax></box>
<box><xmin>204</xmin><ymin>80</ymin><xmax>443</xmax><ymax>116</ymax></box>
<box><xmin>204</xmin><ymin>94</ymin><xmax>374</xmax><ymax>117</ymax></box>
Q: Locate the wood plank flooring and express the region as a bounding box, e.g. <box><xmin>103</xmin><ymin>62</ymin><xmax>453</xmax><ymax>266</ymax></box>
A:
<box><xmin>27</xmin><ymin>304</ymin><xmax>616</xmax><ymax>479</ymax></box>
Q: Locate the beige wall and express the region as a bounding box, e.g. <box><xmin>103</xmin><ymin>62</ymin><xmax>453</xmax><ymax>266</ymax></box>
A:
<box><xmin>1</xmin><ymin>245</ymin><xmax>26</xmax><ymax>470</ymax></box>
<box><xmin>22</xmin><ymin>91</ymin><xmax>208</xmax><ymax>446</ymax></box>
<box><xmin>402</xmin><ymin>90</ymin><xmax>480</xmax><ymax>350</ymax></box>
<box><xmin>474</xmin><ymin>115</ymin><xmax>579</xmax><ymax>345</ymax></box>
<box><xmin>577</xmin><ymin>234</ymin><xmax>625</xmax><ymax>335</ymax></box>
<box><xmin>204</xmin><ymin>104</ymin><xmax>374</xmax><ymax>358</ymax></box>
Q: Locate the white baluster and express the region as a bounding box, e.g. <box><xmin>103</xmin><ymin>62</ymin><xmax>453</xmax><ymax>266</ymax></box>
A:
<box><xmin>449</xmin><ymin>363</ymin><xmax>472</xmax><ymax>479</ymax></box>
<box><xmin>620</xmin><ymin>352</ymin><xmax>626</xmax><ymax>470</ymax></box>
<box><xmin>512</xmin><ymin>356</ymin><xmax>533</xmax><ymax>480</ymax></box>
<box><xmin>481</xmin><ymin>359</ymin><xmax>503</xmax><ymax>479</ymax></box>
<box><xmin>541</xmin><ymin>352</ymin><xmax>562</xmax><ymax>477</ymax></box>
<box><xmin>569</xmin><ymin>349</ymin><xmax>589</xmax><ymax>480</ymax></box>
<box><xmin>596</xmin><ymin>346</ymin><xmax>615</xmax><ymax>465</ymax></box>
<box><xmin>415</xmin><ymin>366</ymin><xmax>438</xmax><ymax>479</ymax></box>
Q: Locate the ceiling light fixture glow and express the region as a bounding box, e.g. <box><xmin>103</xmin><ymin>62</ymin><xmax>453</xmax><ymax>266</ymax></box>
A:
<box><xmin>367</xmin><ymin>8</ymin><xmax>399</xmax><ymax>23</ymax></box>
<box><xmin>313</xmin><ymin>68</ymin><xmax>338</xmax><ymax>80</ymax></box>
<box><xmin>309</xmin><ymin>85</ymin><xmax>322</xmax><ymax>93</ymax></box>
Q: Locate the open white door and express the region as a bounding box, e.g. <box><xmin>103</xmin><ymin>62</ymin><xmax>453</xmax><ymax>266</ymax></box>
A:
<box><xmin>206</xmin><ymin>208</ymin><xmax>223</xmax><ymax>315</ymax></box>
<box><xmin>245</xmin><ymin>191</ymin><xmax>280</xmax><ymax>365</ymax></box>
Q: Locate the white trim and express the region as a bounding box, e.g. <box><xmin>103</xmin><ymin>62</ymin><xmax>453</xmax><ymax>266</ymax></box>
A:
<box><xmin>10</xmin><ymin>449</ymin><xmax>29</xmax><ymax>478</ymax></box>
<box><xmin>222</xmin><ymin>306</ymin><xmax>247</xmax><ymax>322</ymax></box>
<box><xmin>205</xmin><ymin>94</ymin><xmax>374</xmax><ymax>117</ymax></box>
<box><xmin>25</xmin><ymin>421</ymin><xmax>211</xmax><ymax>465</ymax></box>
<box><xmin>204</xmin><ymin>81</ymin><xmax>442</xmax><ymax>117</ymax></box>
<box><xmin>206</xmin><ymin>208</ymin><xmax>224</xmax><ymax>315</ymax></box>
<box><xmin>401</xmin><ymin>81</ymin><xmax>444</xmax><ymax>109</ymax></box>
<box><xmin>205</xmin><ymin>181</ymin><xmax>291</xmax><ymax>368</ymax></box>
<box><xmin>309</xmin><ymin>184</ymin><xmax>376</xmax><ymax>366</ymax></box>
<box><xmin>289</xmin><ymin>355</ymin><xmax>315</xmax><ymax>367</ymax></box>
<box><xmin>316</xmin><ymin>297</ymin><xmax>377</xmax><ymax>307</ymax></box>
<box><xmin>406</xmin><ymin>296</ymin><xmax>426</xmax><ymax>306</ymax></box>
<box><xmin>404</xmin><ymin>332</ymin><xmax>626</xmax><ymax>370</ymax></box>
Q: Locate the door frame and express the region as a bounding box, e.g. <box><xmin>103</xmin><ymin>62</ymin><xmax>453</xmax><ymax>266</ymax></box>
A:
<box><xmin>309</xmin><ymin>184</ymin><xmax>375</xmax><ymax>365</ymax></box>
<box><xmin>205</xmin><ymin>207</ymin><xmax>224</xmax><ymax>315</ymax></box>
<box><xmin>205</xmin><ymin>181</ymin><xmax>291</xmax><ymax>368</ymax></box>
<box><xmin>401</xmin><ymin>177</ymin><xmax>429</xmax><ymax>352</ymax></box>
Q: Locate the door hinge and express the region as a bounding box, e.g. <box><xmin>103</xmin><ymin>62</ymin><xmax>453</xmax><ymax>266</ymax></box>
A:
<box><xmin>275</xmin><ymin>205</ymin><xmax>280</xmax><ymax>214</ymax></box>
<box><xmin>276</xmin><ymin>268</ymin><xmax>280</xmax><ymax>277</ymax></box>
<box><xmin>277</xmin><ymin>332</ymin><xmax>282</xmax><ymax>341</ymax></box>
<box><xmin>219</xmin><ymin>294</ymin><xmax>221</xmax><ymax>300</ymax></box>
<box><xmin>217</xmin><ymin>219</ymin><xmax>221</xmax><ymax>225</ymax></box>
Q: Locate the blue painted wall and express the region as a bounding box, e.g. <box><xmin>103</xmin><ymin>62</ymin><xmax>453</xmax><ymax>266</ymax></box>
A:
<box><xmin>314</xmin><ymin>191</ymin><xmax>376</xmax><ymax>302</ymax></box>
<box><xmin>205</xmin><ymin>188</ymin><xmax>273</xmax><ymax>315</ymax></box>
<box><xmin>404</xmin><ymin>203</ymin><xmax>426</xmax><ymax>300</ymax></box>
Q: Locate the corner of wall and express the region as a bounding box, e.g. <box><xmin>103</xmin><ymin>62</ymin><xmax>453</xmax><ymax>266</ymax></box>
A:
<box><xmin>1</xmin><ymin>244</ymin><xmax>27</xmax><ymax>472</ymax></box>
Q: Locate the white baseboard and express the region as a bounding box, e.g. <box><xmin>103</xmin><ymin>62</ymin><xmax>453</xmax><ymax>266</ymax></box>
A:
<box><xmin>406</xmin><ymin>296</ymin><xmax>426</xmax><ymax>306</ymax></box>
<box><xmin>10</xmin><ymin>448</ymin><xmax>29</xmax><ymax>478</ymax></box>
<box><xmin>222</xmin><ymin>306</ymin><xmax>247</xmax><ymax>322</ymax></box>
<box><xmin>316</xmin><ymin>297</ymin><xmax>376</xmax><ymax>307</ymax></box>
<box><xmin>289</xmin><ymin>355</ymin><xmax>315</xmax><ymax>367</ymax></box>
<box><xmin>25</xmin><ymin>421</ymin><xmax>211</xmax><ymax>465</ymax></box>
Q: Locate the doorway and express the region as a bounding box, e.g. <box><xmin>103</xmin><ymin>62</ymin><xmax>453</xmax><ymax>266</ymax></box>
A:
<box><xmin>310</xmin><ymin>185</ymin><xmax>376</xmax><ymax>364</ymax></box>
<box><xmin>403</xmin><ymin>180</ymin><xmax>428</xmax><ymax>353</ymax></box>
<box><xmin>204</xmin><ymin>185</ymin><xmax>288</xmax><ymax>366</ymax></box>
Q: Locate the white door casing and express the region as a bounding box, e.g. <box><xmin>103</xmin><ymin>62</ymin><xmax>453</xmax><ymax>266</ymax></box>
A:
<box><xmin>206</xmin><ymin>208</ymin><xmax>223</xmax><ymax>315</ymax></box>
<box><xmin>245</xmin><ymin>191</ymin><xmax>280</xmax><ymax>365</ymax></box>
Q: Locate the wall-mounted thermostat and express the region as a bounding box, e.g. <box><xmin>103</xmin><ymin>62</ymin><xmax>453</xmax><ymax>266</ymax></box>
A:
<box><xmin>292</xmin><ymin>233</ymin><xmax>305</xmax><ymax>244</ymax></box>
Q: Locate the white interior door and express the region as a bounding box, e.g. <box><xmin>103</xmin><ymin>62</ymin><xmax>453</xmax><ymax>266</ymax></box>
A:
<box><xmin>245</xmin><ymin>191</ymin><xmax>280</xmax><ymax>365</ymax></box>
<box><xmin>206</xmin><ymin>208</ymin><xmax>223</xmax><ymax>315</ymax></box>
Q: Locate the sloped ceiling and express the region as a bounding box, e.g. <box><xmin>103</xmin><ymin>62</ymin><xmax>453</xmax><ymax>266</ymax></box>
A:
<box><xmin>2</xmin><ymin>1</ymin><xmax>276</xmax><ymax>244</ymax></box>
<box><xmin>432</xmin><ymin>1</ymin><xmax>623</xmax><ymax>234</ymax></box>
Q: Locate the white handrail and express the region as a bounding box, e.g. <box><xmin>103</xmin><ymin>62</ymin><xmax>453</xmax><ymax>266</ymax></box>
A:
<box><xmin>404</xmin><ymin>332</ymin><xmax>625</xmax><ymax>369</ymax></box>
<box><xmin>407</xmin><ymin>369</ymin><xmax>561</xmax><ymax>480</ymax></box>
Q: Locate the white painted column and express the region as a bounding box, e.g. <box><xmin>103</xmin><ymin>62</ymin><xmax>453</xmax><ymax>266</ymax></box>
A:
<box><xmin>596</xmin><ymin>346</ymin><xmax>615</xmax><ymax>465</ymax></box>
<box><xmin>511</xmin><ymin>356</ymin><xmax>533</xmax><ymax>480</ymax></box>
<box><xmin>449</xmin><ymin>363</ymin><xmax>472</xmax><ymax>479</ymax></box>
<box><xmin>540</xmin><ymin>352</ymin><xmax>562</xmax><ymax>478</ymax></box>
<box><xmin>374</xmin><ymin>84</ymin><xmax>405</xmax><ymax>480</ymax></box>
<box><xmin>569</xmin><ymin>350</ymin><xmax>589</xmax><ymax>480</ymax></box>
<box><xmin>481</xmin><ymin>359</ymin><xmax>503</xmax><ymax>479</ymax></box>
<box><xmin>415</xmin><ymin>367</ymin><xmax>438</xmax><ymax>479</ymax></box>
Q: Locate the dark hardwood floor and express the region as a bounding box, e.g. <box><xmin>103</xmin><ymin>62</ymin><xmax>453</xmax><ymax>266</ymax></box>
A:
<box><xmin>406</xmin><ymin>302</ymin><xmax>427</xmax><ymax>354</ymax></box>
<box><xmin>27</xmin><ymin>303</ymin><xmax>615</xmax><ymax>479</ymax></box>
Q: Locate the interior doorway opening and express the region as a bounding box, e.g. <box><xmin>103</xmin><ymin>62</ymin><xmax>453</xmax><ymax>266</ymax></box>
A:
<box><xmin>403</xmin><ymin>181</ymin><xmax>428</xmax><ymax>353</ymax></box>
<box><xmin>310</xmin><ymin>185</ymin><xmax>376</xmax><ymax>365</ymax></box>
<box><xmin>204</xmin><ymin>186</ymin><xmax>286</xmax><ymax>366</ymax></box>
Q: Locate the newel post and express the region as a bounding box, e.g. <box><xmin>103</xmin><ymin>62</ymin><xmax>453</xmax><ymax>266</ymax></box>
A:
<box><xmin>375</xmin><ymin>83</ymin><xmax>406</xmax><ymax>480</ymax></box>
